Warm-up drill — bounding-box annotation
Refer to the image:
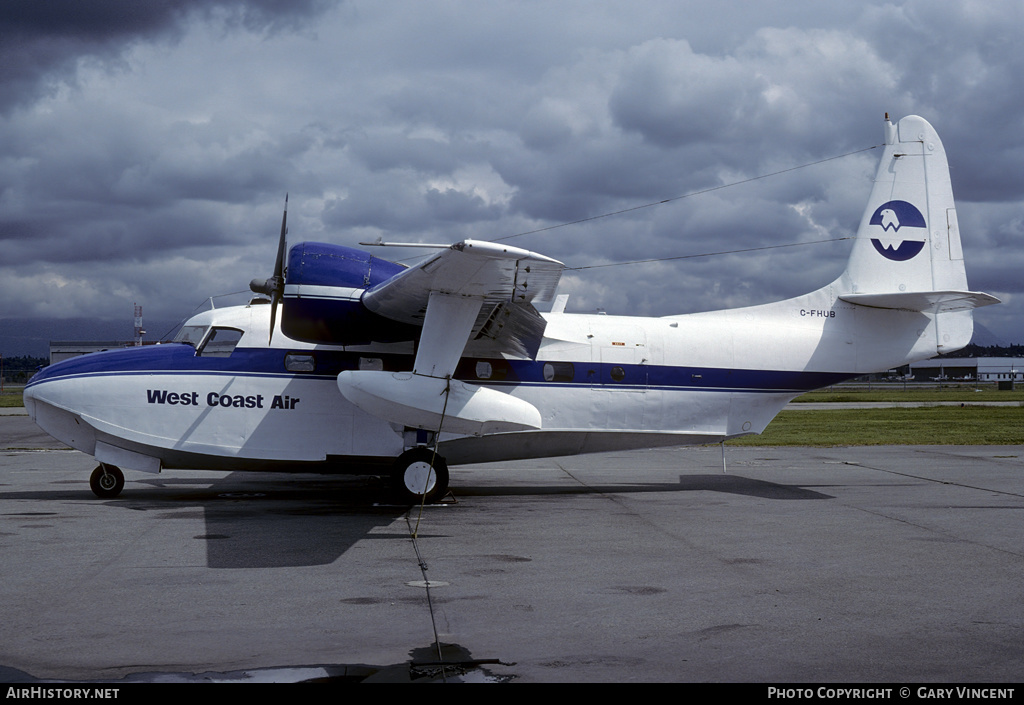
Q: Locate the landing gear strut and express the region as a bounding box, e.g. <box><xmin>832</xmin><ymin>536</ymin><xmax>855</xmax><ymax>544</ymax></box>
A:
<box><xmin>89</xmin><ymin>464</ymin><xmax>124</xmax><ymax>498</ymax></box>
<box><xmin>391</xmin><ymin>447</ymin><xmax>449</xmax><ymax>504</ymax></box>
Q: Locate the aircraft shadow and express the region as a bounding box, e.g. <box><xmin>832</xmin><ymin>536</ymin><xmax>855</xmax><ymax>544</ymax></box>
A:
<box><xmin>0</xmin><ymin>471</ymin><xmax>830</xmax><ymax>570</ymax></box>
<box><xmin>0</xmin><ymin>473</ymin><xmax>409</xmax><ymax>570</ymax></box>
<box><xmin>455</xmin><ymin>474</ymin><xmax>833</xmax><ymax>501</ymax></box>
<box><xmin>138</xmin><ymin>473</ymin><xmax>409</xmax><ymax>569</ymax></box>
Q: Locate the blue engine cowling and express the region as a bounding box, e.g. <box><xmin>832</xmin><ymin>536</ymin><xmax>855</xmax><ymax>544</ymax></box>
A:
<box><xmin>281</xmin><ymin>242</ymin><xmax>420</xmax><ymax>345</ymax></box>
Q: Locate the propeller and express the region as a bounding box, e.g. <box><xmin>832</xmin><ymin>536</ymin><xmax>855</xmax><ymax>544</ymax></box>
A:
<box><xmin>250</xmin><ymin>194</ymin><xmax>288</xmax><ymax>344</ymax></box>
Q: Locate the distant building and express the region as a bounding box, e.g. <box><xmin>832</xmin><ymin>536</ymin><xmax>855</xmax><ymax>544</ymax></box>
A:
<box><xmin>909</xmin><ymin>357</ymin><xmax>1024</xmax><ymax>382</ymax></box>
<box><xmin>49</xmin><ymin>341</ymin><xmax>160</xmax><ymax>365</ymax></box>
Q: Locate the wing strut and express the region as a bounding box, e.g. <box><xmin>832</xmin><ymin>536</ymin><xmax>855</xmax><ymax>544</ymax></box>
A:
<box><xmin>414</xmin><ymin>293</ymin><xmax>483</xmax><ymax>378</ymax></box>
<box><xmin>337</xmin><ymin>287</ymin><xmax>542</xmax><ymax>435</ymax></box>
<box><xmin>337</xmin><ymin>239</ymin><xmax>560</xmax><ymax>435</ymax></box>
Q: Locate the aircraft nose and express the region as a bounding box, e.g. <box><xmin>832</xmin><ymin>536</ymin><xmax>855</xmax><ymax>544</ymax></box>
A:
<box><xmin>22</xmin><ymin>384</ymin><xmax>38</xmax><ymax>420</ymax></box>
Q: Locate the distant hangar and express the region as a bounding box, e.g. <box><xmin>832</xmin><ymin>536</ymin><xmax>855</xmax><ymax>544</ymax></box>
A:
<box><xmin>909</xmin><ymin>357</ymin><xmax>1024</xmax><ymax>383</ymax></box>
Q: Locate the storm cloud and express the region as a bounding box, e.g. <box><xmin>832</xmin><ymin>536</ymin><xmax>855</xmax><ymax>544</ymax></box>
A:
<box><xmin>1</xmin><ymin>0</ymin><xmax>1022</xmax><ymax>351</ymax></box>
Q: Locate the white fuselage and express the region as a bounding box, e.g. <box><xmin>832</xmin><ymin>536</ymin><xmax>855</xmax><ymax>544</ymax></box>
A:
<box><xmin>22</xmin><ymin>280</ymin><xmax>938</xmax><ymax>474</ymax></box>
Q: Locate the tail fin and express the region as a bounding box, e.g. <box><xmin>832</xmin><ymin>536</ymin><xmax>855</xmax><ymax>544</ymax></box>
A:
<box><xmin>836</xmin><ymin>114</ymin><xmax>998</xmax><ymax>351</ymax></box>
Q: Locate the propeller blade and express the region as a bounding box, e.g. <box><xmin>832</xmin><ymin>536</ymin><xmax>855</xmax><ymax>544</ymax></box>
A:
<box><xmin>273</xmin><ymin>193</ymin><xmax>288</xmax><ymax>282</ymax></box>
<box><xmin>268</xmin><ymin>195</ymin><xmax>288</xmax><ymax>344</ymax></box>
<box><xmin>269</xmin><ymin>290</ymin><xmax>280</xmax><ymax>345</ymax></box>
<box><xmin>248</xmin><ymin>194</ymin><xmax>289</xmax><ymax>344</ymax></box>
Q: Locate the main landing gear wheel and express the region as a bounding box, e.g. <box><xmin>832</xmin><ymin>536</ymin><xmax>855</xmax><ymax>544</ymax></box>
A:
<box><xmin>391</xmin><ymin>448</ymin><xmax>449</xmax><ymax>505</ymax></box>
<box><xmin>89</xmin><ymin>464</ymin><xmax>124</xmax><ymax>499</ymax></box>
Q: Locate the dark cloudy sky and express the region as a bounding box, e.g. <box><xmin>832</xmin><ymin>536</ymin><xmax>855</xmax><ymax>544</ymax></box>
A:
<box><xmin>1</xmin><ymin>0</ymin><xmax>1021</xmax><ymax>347</ymax></box>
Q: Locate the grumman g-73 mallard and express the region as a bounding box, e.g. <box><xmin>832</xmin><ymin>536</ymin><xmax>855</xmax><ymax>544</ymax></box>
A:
<box><xmin>23</xmin><ymin>115</ymin><xmax>999</xmax><ymax>502</ymax></box>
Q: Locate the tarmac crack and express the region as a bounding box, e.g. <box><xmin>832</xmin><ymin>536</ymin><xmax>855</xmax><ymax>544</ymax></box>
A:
<box><xmin>848</xmin><ymin>460</ymin><xmax>1024</xmax><ymax>500</ymax></box>
<box><xmin>837</xmin><ymin>461</ymin><xmax>1024</xmax><ymax>559</ymax></box>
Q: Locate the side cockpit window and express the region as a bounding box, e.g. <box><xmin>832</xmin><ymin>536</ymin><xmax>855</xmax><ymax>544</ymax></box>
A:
<box><xmin>174</xmin><ymin>325</ymin><xmax>209</xmax><ymax>347</ymax></box>
<box><xmin>198</xmin><ymin>327</ymin><xmax>243</xmax><ymax>358</ymax></box>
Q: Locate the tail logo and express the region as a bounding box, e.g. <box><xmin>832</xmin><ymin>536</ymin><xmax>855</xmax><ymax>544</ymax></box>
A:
<box><xmin>869</xmin><ymin>200</ymin><xmax>926</xmax><ymax>261</ymax></box>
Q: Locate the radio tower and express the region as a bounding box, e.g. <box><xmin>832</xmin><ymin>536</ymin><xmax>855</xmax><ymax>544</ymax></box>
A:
<box><xmin>134</xmin><ymin>303</ymin><xmax>145</xmax><ymax>346</ymax></box>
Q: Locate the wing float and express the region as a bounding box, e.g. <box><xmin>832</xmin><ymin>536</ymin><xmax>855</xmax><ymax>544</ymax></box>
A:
<box><xmin>281</xmin><ymin>238</ymin><xmax>564</xmax><ymax>435</ymax></box>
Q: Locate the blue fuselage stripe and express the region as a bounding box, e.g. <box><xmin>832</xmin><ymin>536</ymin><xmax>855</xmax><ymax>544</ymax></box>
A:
<box><xmin>27</xmin><ymin>344</ymin><xmax>856</xmax><ymax>393</ymax></box>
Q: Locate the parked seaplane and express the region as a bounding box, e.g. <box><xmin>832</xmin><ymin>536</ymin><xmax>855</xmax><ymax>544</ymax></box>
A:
<box><xmin>23</xmin><ymin>115</ymin><xmax>998</xmax><ymax>502</ymax></box>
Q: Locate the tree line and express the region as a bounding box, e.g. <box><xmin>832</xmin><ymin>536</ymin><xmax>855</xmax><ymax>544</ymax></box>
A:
<box><xmin>938</xmin><ymin>344</ymin><xmax>1024</xmax><ymax>358</ymax></box>
<box><xmin>0</xmin><ymin>355</ymin><xmax>48</xmax><ymax>383</ymax></box>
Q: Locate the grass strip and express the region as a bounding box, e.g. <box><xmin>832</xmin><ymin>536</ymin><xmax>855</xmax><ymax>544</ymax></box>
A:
<box><xmin>0</xmin><ymin>394</ymin><xmax>25</xmax><ymax>408</ymax></box>
<box><xmin>728</xmin><ymin>406</ymin><xmax>1024</xmax><ymax>446</ymax></box>
<box><xmin>794</xmin><ymin>389</ymin><xmax>1024</xmax><ymax>403</ymax></box>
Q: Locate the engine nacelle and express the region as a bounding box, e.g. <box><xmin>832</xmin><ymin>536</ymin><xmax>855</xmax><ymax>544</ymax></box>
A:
<box><xmin>281</xmin><ymin>242</ymin><xmax>419</xmax><ymax>345</ymax></box>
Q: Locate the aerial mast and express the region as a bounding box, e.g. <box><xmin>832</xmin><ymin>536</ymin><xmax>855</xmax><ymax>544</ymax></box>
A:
<box><xmin>133</xmin><ymin>303</ymin><xmax>145</xmax><ymax>346</ymax></box>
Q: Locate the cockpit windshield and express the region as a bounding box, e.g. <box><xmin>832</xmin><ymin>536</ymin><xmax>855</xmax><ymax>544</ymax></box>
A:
<box><xmin>173</xmin><ymin>325</ymin><xmax>209</xmax><ymax>347</ymax></box>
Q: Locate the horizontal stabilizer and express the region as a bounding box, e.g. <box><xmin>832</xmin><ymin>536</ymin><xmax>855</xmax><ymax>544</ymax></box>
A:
<box><xmin>839</xmin><ymin>290</ymin><xmax>1000</xmax><ymax>313</ymax></box>
<box><xmin>337</xmin><ymin>370</ymin><xmax>542</xmax><ymax>436</ymax></box>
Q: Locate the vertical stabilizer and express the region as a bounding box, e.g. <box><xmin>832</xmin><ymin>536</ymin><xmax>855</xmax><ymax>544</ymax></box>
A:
<box><xmin>836</xmin><ymin>115</ymin><xmax>997</xmax><ymax>352</ymax></box>
<box><xmin>839</xmin><ymin>114</ymin><xmax>965</xmax><ymax>295</ymax></box>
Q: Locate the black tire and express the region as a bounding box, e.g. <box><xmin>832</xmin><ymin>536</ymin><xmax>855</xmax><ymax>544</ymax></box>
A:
<box><xmin>391</xmin><ymin>448</ymin><xmax>449</xmax><ymax>504</ymax></box>
<box><xmin>89</xmin><ymin>464</ymin><xmax>124</xmax><ymax>499</ymax></box>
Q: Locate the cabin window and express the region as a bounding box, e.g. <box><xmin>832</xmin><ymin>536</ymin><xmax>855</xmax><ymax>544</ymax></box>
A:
<box><xmin>455</xmin><ymin>358</ymin><xmax>512</xmax><ymax>381</ymax></box>
<box><xmin>474</xmin><ymin>359</ymin><xmax>509</xmax><ymax>380</ymax></box>
<box><xmin>285</xmin><ymin>353</ymin><xmax>316</xmax><ymax>372</ymax></box>
<box><xmin>610</xmin><ymin>366</ymin><xmax>626</xmax><ymax>382</ymax></box>
<box><xmin>543</xmin><ymin>362</ymin><xmax>574</xmax><ymax>382</ymax></box>
<box><xmin>359</xmin><ymin>357</ymin><xmax>384</xmax><ymax>371</ymax></box>
<box><xmin>174</xmin><ymin>325</ymin><xmax>209</xmax><ymax>347</ymax></box>
<box><xmin>198</xmin><ymin>327</ymin><xmax>243</xmax><ymax>357</ymax></box>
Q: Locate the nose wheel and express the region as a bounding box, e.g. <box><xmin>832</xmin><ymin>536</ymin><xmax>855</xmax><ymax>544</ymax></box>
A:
<box><xmin>89</xmin><ymin>464</ymin><xmax>124</xmax><ymax>498</ymax></box>
<box><xmin>391</xmin><ymin>448</ymin><xmax>449</xmax><ymax>504</ymax></box>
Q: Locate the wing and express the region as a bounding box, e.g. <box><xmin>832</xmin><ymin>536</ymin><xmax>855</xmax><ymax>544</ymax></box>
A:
<box><xmin>337</xmin><ymin>240</ymin><xmax>565</xmax><ymax>436</ymax></box>
<box><xmin>362</xmin><ymin>239</ymin><xmax>563</xmax><ymax>323</ymax></box>
<box><xmin>363</xmin><ymin>239</ymin><xmax>564</xmax><ymax>374</ymax></box>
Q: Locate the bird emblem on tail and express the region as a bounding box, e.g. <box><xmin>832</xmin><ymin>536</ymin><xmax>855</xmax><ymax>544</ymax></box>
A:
<box><xmin>869</xmin><ymin>200</ymin><xmax>926</xmax><ymax>261</ymax></box>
